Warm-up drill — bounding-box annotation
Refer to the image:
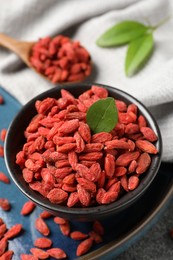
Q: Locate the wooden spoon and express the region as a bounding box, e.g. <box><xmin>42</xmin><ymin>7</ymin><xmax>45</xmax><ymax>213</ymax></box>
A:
<box><xmin>0</xmin><ymin>33</ymin><xmax>63</xmax><ymax>83</ymax></box>
<box><xmin>0</xmin><ymin>33</ymin><xmax>91</xmax><ymax>83</ymax></box>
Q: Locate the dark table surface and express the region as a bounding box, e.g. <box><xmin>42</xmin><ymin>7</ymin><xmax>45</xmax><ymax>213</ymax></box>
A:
<box><xmin>116</xmin><ymin>180</ymin><xmax>173</xmax><ymax>260</ymax></box>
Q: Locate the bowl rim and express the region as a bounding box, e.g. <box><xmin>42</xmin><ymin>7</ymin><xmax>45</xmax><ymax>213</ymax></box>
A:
<box><xmin>4</xmin><ymin>82</ymin><xmax>162</xmax><ymax>219</ymax></box>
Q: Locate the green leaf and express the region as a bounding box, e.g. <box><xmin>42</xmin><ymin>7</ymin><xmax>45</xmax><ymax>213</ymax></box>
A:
<box><xmin>86</xmin><ymin>97</ymin><xmax>118</xmax><ymax>133</ymax></box>
<box><xmin>125</xmin><ymin>32</ymin><xmax>154</xmax><ymax>77</ymax></box>
<box><xmin>96</xmin><ymin>21</ymin><xmax>149</xmax><ymax>47</ymax></box>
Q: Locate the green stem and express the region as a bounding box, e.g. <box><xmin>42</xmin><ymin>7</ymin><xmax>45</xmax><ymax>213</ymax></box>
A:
<box><xmin>150</xmin><ymin>15</ymin><xmax>172</xmax><ymax>31</ymax></box>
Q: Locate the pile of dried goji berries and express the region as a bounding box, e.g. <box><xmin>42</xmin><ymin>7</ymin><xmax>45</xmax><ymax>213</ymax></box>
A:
<box><xmin>29</xmin><ymin>35</ymin><xmax>91</xmax><ymax>83</ymax></box>
<box><xmin>16</xmin><ymin>85</ymin><xmax>158</xmax><ymax>208</ymax></box>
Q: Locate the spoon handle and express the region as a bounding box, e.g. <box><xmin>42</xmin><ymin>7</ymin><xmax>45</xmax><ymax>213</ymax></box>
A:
<box><xmin>0</xmin><ymin>33</ymin><xmax>35</xmax><ymax>66</ymax></box>
<box><xmin>0</xmin><ymin>33</ymin><xmax>22</xmax><ymax>54</ymax></box>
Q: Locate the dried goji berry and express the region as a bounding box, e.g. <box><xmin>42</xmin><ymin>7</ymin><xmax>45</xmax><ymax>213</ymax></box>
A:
<box><xmin>89</xmin><ymin>230</ymin><xmax>103</xmax><ymax>244</ymax></box>
<box><xmin>83</xmin><ymin>143</ymin><xmax>103</xmax><ymax>152</ymax></box>
<box><xmin>104</xmin><ymin>154</ymin><xmax>115</xmax><ymax>178</ymax></box>
<box><xmin>136</xmin><ymin>140</ymin><xmax>158</xmax><ymax>154</ymax></box>
<box><xmin>67</xmin><ymin>192</ymin><xmax>79</xmax><ymax>207</ymax></box>
<box><xmin>0</xmin><ymin>95</ymin><xmax>4</xmax><ymax>104</ymax></box>
<box><xmin>0</xmin><ymin>199</ymin><xmax>11</xmax><ymax>211</ymax></box>
<box><xmin>0</xmin><ymin>218</ymin><xmax>4</xmax><ymax>225</ymax></box>
<box><xmin>0</xmin><ymin>239</ymin><xmax>8</xmax><ymax>257</ymax></box>
<box><xmin>128</xmin><ymin>160</ymin><xmax>138</xmax><ymax>173</ymax></box>
<box><xmin>46</xmin><ymin>248</ymin><xmax>67</xmax><ymax>259</ymax></box>
<box><xmin>0</xmin><ymin>250</ymin><xmax>14</xmax><ymax>260</ymax></box>
<box><xmin>89</xmin><ymin>163</ymin><xmax>101</xmax><ymax>182</ymax></box>
<box><xmin>0</xmin><ymin>129</ymin><xmax>7</xmax><ymax>142</ymax></box>
<box><xmin>54</xmin><ymin>168</ymin><xmax>73</xmax><ymax>179</ymax></box>
<box><xmin>125</xmin><ymin>123</ymin><xmax>139</xmax><ymax>134</ymax></box>
<box><xmin>68</xmin><ymin>151</ymin><xmax>78</xmax><ymax>171</ymax></box>
<box><xmin>76</xmin><ymin>237</ymin><xmax>94</xmax><ymax>256</ymax></box>
<box><xmin>101</xmin><ymin>190</ymin><xmax>119</xmax><ymax>204</ymax></box>
<box><xmin>136</xmin><ymin>153</ymin><xmax>151</xmax><ymax>174</ymax></box>
<box><xmin>92</xmin><ymin>132</ymin><xmax>112</xmax><ymax>143</ymax></box>
<box><xmin>76</xmin><ymin>164</ymin><xmax>91</xmax><ymax>181</ymax></box>
<box><xmin>4</xmin><ymin>224</ymin><xmax>22</xmax><ymax>239</ymax></box>
<box><xmin>0</xmin><ymin>224</ymin><xmax>7</xmax><ymax>239</ymax></box>
<box><xmin>20</xmin><ymin>201</ymin><xmax>36</xmax><ymax>216</ymax></box>
<box><xmin>93</xmin><ymin>220</ymin><xmax>104</xmax><ymax>236</ymax></box>
<box><xmin>59</xmin><ymin>222</ymin><xmax>70</xmax><ymax>236</ymax></box>
<box><xmin>115</xmin><ymin>100</ymin><xmax>127</xmax><ymax>112</ymax></box>
<box><xmin>34</xmin><ymin>237</ymin><xmax>52</xmax><ymax>248</ymax></box>
<box><xmin>56</xmin><ymin>143</ymin><xmax>76</xmax><ymax>153</ymax></box>
<box><xmin>47</xmin><ymin>188</ymin><xmax>68</xmax><ymax>204</ymax></box>
<box><xmin>0</xmin><ymin>172</ymin><xmax>10</xmax><ymax>184</ymax></box>
<box><xmin>70</xmin><ymin>231</ymin><xmax>88</xmax><ymax>240</ymax></box>
<box><xmin>78</xmin><ymin>122</ymin><xmax>91</xmax><ymax>143</ymax></box>
<box><xmin>116</xmin><ymin>151</ymin><xmax>140</xmax><ymax>167</ymax></box>
<box><xmin>74</xmin><ymin>131</ymin><xmax>85</xmax><ymax>153</ymax></box>
<box><xmin>35</xmin><ymin>218</ymin><xmax>50</xmax><ymax>236</ymax></box>
<box><xmin>58</xmin><ymin>119</ymin><xmax>79</xmax><ymax>134</ymax></box>
<box><xmin>96</xmin><ymin>188</ymin><xmax>106</xmax><ymax>204</ymax></box>
<box><xmin>30</xmin><ymin>248</ymin><xmax>49</xmax><ymax>259</ymax></box>
<box><xmin>39</xmin><ymin>211</ymin><xmax>53</xmax><ymax>219</ymax></box>
<box><xmin>54</xmin><ymin>217</ymin><xmax>67</xmax><ymax>225</ymax></box>
<box><xmin>105</xmin><ymin>139</ymin><xmax>130</xmax><ymax>150</ymax></box>
<box><xmin>77</xmin><ymin>184</ymin><xmax>91</xmax><ymax>207</ymax></box>
<box><xmin>76</xmin><ymin>177</ymin><xmax>96</xmax><ymax>193</ymax></box>
<box><xmin>91</xmin><ymin>85</ymin><xmax>108</xmax><ymax>98</ymax></box>
<box><xmin>79</xmin><ymin>152</ymin><xmax>103</xmax><ymax>161</ymax></box>
<box><xmin>128</xmin><ymin>175</ymin><xmax>139</xmax><ymax>190</ymax></box>
<box><xmin>140</xmin><ymin>127</ymin><xmax>158</xmax><ymax>142</ymax></box>
<box><xmin>138</xmin><ymin>115</ymin><xmax>147</xmax><ymax>128</ymax></box>
<box><xmin>0</xmin><ymin>145</ymin><xmax>4</xmax><ymax>157</ymax></box>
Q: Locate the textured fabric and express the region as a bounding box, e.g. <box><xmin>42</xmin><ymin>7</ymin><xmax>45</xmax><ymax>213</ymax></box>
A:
<box><xmin>0</xmin><ymin>0</ymin><xmax>172</xmax><ymax>161</ymax></box>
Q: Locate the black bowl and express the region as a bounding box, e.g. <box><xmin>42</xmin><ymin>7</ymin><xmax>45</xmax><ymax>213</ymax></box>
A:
<box><xmin>4</xmin><ymin>83</ymin><xmax>162</xmax><ymax>221</ymax></box>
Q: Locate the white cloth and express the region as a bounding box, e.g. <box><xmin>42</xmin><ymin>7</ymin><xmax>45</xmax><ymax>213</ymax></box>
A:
<box><xmin>0</xmin><ymin>0</ymin><xmax>172</xmax><ymax>161</ymax></box>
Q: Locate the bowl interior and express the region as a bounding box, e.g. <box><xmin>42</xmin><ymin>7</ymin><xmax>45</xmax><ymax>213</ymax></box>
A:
<box><xmin>4</xmin><ymin>83</ymin><xmax>162</xmax><ymax>221</ymax></box>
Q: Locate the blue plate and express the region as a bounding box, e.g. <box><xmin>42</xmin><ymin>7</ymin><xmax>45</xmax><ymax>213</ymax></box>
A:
<box><xmin>0</xmin><ymin>87</ymin><xmax>173</xmax><ymax>260</ymax></box>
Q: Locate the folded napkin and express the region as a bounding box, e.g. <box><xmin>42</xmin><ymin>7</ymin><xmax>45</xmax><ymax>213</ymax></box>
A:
<box><xmin>0</xmin><ymin>0</ymin><xmax>172</xmax><ymax>161</ymax></box>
